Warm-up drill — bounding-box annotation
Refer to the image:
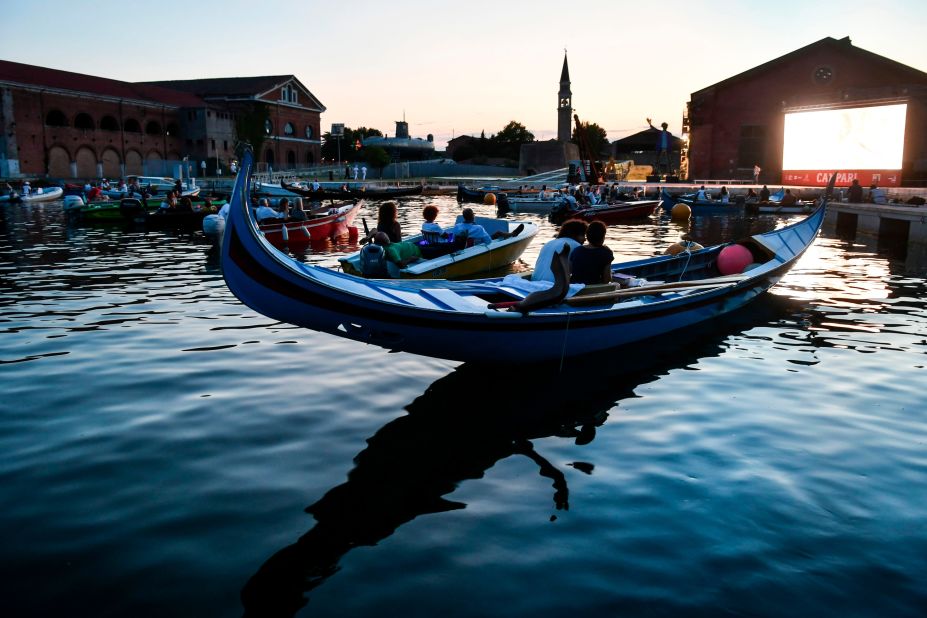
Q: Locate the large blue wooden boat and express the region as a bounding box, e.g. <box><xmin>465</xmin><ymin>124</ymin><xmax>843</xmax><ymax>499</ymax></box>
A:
<box><xmin>220</xmin><ymin>150</ymin><xmax>831</xmax><ymax>364</ymax></box>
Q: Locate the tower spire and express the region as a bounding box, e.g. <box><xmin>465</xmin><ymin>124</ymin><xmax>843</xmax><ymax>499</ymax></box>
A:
<box><xmin>557</xmin><ymin>50</ymin><xmax>572</xmax><ymax>142</ymax></box>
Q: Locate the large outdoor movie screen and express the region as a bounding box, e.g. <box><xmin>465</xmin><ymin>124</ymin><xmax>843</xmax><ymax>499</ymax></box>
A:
<box><xmin>782</xmin><ymin>103</ymin><xmax>907</xmax><ymax>171</ymax></box>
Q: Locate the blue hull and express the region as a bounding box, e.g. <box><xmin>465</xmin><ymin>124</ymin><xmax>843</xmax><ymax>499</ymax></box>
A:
<box><xmin>222</xmin><ymin>151</ymin><xmax>828</xmax><ymax>363</ymax></box>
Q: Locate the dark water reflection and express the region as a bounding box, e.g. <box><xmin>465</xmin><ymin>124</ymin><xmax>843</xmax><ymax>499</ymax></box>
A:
<box><xmin>240</xmin><ymin>296</ymin><xmax>801</xmax><ymax>617</ymax></box>
<box><xmin>1</xmin><ymin>198</ymin><xmax>926</xmax><ymax>617</ymax></box>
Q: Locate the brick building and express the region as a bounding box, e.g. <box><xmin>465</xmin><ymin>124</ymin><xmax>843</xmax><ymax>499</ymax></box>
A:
<box><xmin>0</xmin><ymin>60</ymin><xmax>325</xmax><ymax>179</ymax></box>
<box><xmin>685</xmin><ymin>36</ymin><xmax>927</xmax><ymax>186</ymax></box>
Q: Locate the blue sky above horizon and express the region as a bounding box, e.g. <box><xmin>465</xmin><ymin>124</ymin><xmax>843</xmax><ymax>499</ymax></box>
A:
<box><xmin>3</xmin><ymin>0</ymin><xmax>926</xmax><ymax>150</ymax></box>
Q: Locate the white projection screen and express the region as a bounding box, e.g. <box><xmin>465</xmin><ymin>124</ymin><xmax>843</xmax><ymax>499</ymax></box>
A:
<box><xmin>782</xmin><ymin>104</ymin><xmax>907</xmax><ymax>170</ymax></box>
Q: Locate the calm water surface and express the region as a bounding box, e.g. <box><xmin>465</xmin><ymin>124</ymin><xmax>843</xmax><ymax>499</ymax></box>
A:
<box><xmin>1</xmin><ymin>196</ymin><xmax>925</xmax><ymax>617</ymax></box>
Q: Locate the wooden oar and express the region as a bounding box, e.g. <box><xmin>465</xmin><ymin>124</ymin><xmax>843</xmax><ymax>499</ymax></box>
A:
<box><xmin>565</xmin><ymin>274</ymin><xmax>751</xmax><ymax>306</ymax></box>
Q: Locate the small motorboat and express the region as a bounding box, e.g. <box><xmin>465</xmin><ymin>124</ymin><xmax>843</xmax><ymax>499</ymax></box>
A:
<box><xmin>549</xmin><ymin>199</ymin><xmax>661</xmax><ymax>224</ymax></box>
<box><xmin>258</xmin><ymin>201</ymin><xmax>362</xmax><ymax>248</ymax></box>
<box><xmin>338</xmin><ymin>216</ymin><xmax>537</xmax><ymax>280</ymax></box>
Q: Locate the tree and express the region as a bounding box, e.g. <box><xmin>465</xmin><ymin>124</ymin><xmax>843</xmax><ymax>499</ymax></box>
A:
<box><xmin>364</xmin><ymin>146</ymin><xmax>391</xmax><ymax>177</ymax></box>
<box><xmin>494</xmin><ymin>120</ymin><xmax>534</xmax><ymax>144</ymax></box>
<box><xmin>491</xmin><ymin>120</ymin><xmax>535</xmax><ymax>160</ymax></box>
<box><xmin>321</xmin><ymin>126</ymin><xmax>383</xmax><ymax>162</ymax></box>
<box><xmin>572</xmin><ymin>121</ymin><xmax>609</xmax><ymax>159</ymax></box>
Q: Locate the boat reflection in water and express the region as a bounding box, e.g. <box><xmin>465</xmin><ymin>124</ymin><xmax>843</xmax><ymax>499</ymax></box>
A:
<box><xmin>240</xmin><ymin>294</ymin><xmax>803</xmax><ymax>617</ymax></box>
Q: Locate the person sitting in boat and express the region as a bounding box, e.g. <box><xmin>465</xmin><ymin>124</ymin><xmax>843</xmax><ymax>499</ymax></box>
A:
<box><xmin>374</xmin><ymin>231</ymin><xmax>423</xmax><ymax>269</ymax></box>
<box><xmin>255</xmin><ymin>198</ymin><xmax>283</xmax><ymax>223</ymax></box>
<box><xmin>22</xmin><ymin>181</ymin><xmax>32</xmax><ymax>196</ymax></box>
<box><xmin>537</xmin><ymin>185</ymin><xmax>548</xmax><ymax>199</ymax></box>
<box><xmin>366</xmin><ymin>201</ymin><xmax>402</xmax><ymax>243</ymax></box>
<box><xmin>719</xmin><ymin>186</ymin><xmax>729</xmax><ymax>204</ymax></box>
<box><xmin>177</xmin><ymin>196</ymin><xmax>194</xmax><ymax>212</ymax></box>
<box><xmin>531</xmin><ymin>219</ymin><xmax>587</xmax><ymax>283</ymax></box>
<box><xmin>449</xmin><ymin>208</ymin><xmax>492</xmax><ymax>245</ymax></box>
<box><xmin>779</xmin><ymin>189</ymin><xmax>798</xmax><ymax>206</ymax></box>
<box><xmin>288</xmin><ymin>198</ymin><xmax>308</xmax><ymax>221</ymax></box>
<box><xmin>311</xmin><ymin>178</ymin><xmax>321</xmax><ymax>191</ymax></box>
<box><xmin>420</xmin><ymin>205</ymin><xmax>445</xmax><ymax>242</ymax></box>
<box><xmin>570</xmin><ymin>220</ymin><xmax>614</xmax><ymax>285</ymax></box>
<box><xmin>160</xmin><ymin>192</ymin><xmax>178</xmax><ymax>209</ymax></box>
<box><xmin>695</xmin><ymin>185</ymin><xmax>710</xmax><ymax>201</ymax></box>
<box><xmin>277</xmin><ymin>198</ymin><xmax>291</xmax><ymax>219</ymax></box>
<box><xmin>86</xmin><ymin>183</ymin><xmax>106</xmax><ymax>202</ymax></box>
<box><xmin>759</xmin><ymin>185</ymin><xmax>771</xmax><ymax>202</ymax></box>
<box><xmin>100</xmin><ymin>178</ymin><xmax>111</xmax><ymax>190</ymax></box>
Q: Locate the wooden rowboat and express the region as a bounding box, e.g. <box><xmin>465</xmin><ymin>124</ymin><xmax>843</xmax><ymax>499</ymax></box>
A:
<box><xmin>258</xmin><ymin>201</ymin><xmax>362</xmax><ymax>248</ymax></box>
<box><xmin>220</xmin><ymin>149</ymin><xmax>832</xmax><ymax>364</ymax></box>
<box><xmin>548</xmin><ymin>199</ymin><xmax>661</xmax><ymax>224</ymax></box>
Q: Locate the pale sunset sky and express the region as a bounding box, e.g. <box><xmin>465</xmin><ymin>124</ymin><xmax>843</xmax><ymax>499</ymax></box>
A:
<box><xmin>2</xmin><ymin>0</ymin><xmax>926</xmax><ymax>150</ymax></box>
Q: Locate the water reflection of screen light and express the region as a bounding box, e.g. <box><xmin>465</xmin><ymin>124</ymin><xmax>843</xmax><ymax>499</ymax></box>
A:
<box><xmin>782</xmin><ymin>104</ymin><xmax>907</xmax><ymax>170</ymax></box>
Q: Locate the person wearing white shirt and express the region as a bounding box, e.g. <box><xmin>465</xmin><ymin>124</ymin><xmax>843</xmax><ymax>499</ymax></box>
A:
<box><xmin>255</xmin><ymin>198</ymin><xmax>283</xmax><ymax>222</ymax></box>
<box><xmin>531</xmin><ymin>220</ymin><xmax>587</xmax><ymax>282</ymax></box>
<box><xmin>451</xmin><ymin>208</ymin><xmax>493</xmax><ymax>245</ymax></box>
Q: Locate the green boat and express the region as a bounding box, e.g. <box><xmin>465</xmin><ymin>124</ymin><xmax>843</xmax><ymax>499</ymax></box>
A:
<box><xmin>76</xmin><ymin>198</ymin><xmax>227</xmax><ymax>222</ymax></box>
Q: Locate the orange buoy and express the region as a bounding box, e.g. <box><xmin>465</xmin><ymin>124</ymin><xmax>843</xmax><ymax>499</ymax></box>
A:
<box><xmin>664</xmin><ymin>240</ymin><xmax>704</xmax><ymax>255</ymax></box>
<box><xmin>670</xmin><ymin>203</ymin><xmax>691</xmax><ymax>219</ymax></box>
<box><xmin>483</xmin><ymin>192</ymin><xmax>497</xmax><ymax>205</ymax></box>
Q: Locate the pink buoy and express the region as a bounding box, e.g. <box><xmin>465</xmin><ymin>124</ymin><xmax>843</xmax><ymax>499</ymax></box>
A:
<box><xmin>717</xmin><ymin>244</ymin><xmax>753</xmax><ymax>275</ymax></box>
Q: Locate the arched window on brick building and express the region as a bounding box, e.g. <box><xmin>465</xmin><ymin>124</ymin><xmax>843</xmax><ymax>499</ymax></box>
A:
<box><xmin>124</xmin><ymin>118</ymin><xmax>142</xmax><ymax>133</ymax></box>
<box><xmin>100</xmin><ymin>116</ymin><xmax>120</xmax><ymax>131</ymax></box>
<box><xmin>45</xmin><ymin>110</ymin><xmax>68</xmax><ymax>127</ymax></box>
<box><xmin>74</xmin><ymin>113</ymin><xmax>94</xmax><ymax>130</ymax></box>
<box><xmin>145</xmin><ymin>121</ymin><xmax>162</xmax><ymax>135</ymax></box>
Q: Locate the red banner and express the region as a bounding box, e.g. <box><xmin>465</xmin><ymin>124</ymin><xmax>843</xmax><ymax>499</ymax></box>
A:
<box><xmin>781</xmin><ymin>170</ymin><xmax>901</xmax><ymax>187</ymax></box>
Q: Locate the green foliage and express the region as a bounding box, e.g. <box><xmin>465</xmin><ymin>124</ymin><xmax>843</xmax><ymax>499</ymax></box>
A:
<box><xmin>364</xmin><ymin>146</ymin><xmax>391</xmax><ymax>172</ymax></box>
<box><xmin>494</xmin><ymin>120</ymin><xmax>534</xmax><ymax>144</ymax></box>
<box><xmin>490</xmin><ymin>120</ymin><xmax>535</xmax><ymax>160</ymax></box>
<box><xmin>235</xmin><ymin>103</ymin><xmax>270</xmax><ymax>157</ymax></box>
<box><xmin>320</xmin><ymin>125</ymin><xmax>383</xmax><ymax>162</ymax></box>
<box><xmin>572</xmin><ymin>121</ymin><xmax>609</xmax><ymax>158</ymax></box>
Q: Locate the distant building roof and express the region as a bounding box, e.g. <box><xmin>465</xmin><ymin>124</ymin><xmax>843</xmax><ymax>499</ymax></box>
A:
<box><xmin>0</xmin><ymin>59</ymin><xmax>204</xmax><ymax>107</ymax></box>
<box><xmin>694</xmin><ymin>36</ymin><xmax>927</xmax><ymax>95</ymax></box>
<box><xmin>612</xmin><ymin>128</ymin><xmax>683</xmax><ymax>151</ymax></box>
<box><xmin>142</xmin><ymin>75</ymin><xmax>326</xmax><ymax>111</ymax></box>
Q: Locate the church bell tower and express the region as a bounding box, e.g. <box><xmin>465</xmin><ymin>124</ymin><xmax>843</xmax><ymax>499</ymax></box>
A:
<box><xmin>557</xmin><ymin>51</ymin><xmax>572</xmax><ymax>142</ymax></box>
